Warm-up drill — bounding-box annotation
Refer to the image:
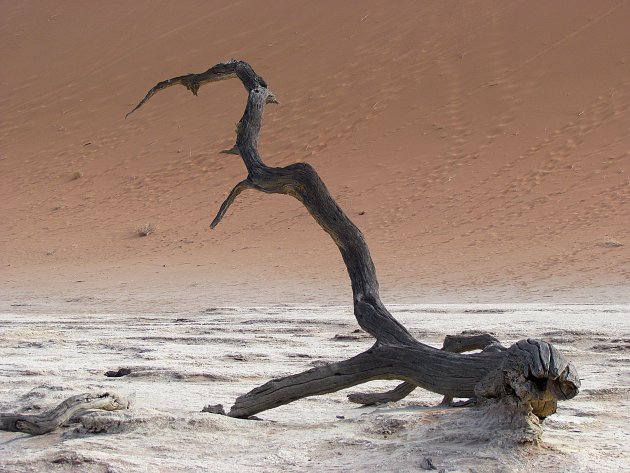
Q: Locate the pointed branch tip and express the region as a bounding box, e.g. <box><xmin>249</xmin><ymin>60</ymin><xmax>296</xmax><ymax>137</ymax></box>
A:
<box><xmin>210</xmin><ymin>179</ymin><xmax>254</xmax><ymax>229</ymax></box>
<box><xmin>125</xmin><ymin>60</ymin><xmax>270</xmax><ymax>118</ymax></box>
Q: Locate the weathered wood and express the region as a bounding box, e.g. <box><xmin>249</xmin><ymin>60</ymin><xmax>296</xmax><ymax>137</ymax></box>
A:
<box><xmin>127</xmin><ymin>60</ymin><xmax>580</xmax><ymax>425</ymax></box>
<box><xmin>347</xmin><ymin>378</ymin><xmax>418</xmax><ymax>406</ymax></box>
<box><xmin>0</xmin><ymin>392</ymin><xmax>129</xmax><ymax>435</ymax></box>
<box><xmin>348</xmin><ymin>332</ymin><xmax>505</xmax><ymax>406</ymax></box>
<box><xmin>230</xmin><ymin>342</ymin><xmax>508</xmax><ymax>417</ymax></box>
<box><xmin>442</xmin><ymin>333</ymin><xmax>504</xmax><ymax>353</ymax></box>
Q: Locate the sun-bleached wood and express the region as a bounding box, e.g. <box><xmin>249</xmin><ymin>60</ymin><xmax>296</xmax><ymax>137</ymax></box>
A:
<box><xmin>126</xmin><ymin>60</ymin><xmax>580</xmax><ymax>426</ymax></box>
<box><xmin>0</xmin><ymin>392</ymin><xmax>129</xmax><ymax>435</ymax></box>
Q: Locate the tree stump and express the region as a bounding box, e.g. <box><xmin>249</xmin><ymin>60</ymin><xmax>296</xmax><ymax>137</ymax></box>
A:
<box><xmin>124</xmin><ymin>61</ymin><xmax>579</xmax><ymax>426</ymax></box>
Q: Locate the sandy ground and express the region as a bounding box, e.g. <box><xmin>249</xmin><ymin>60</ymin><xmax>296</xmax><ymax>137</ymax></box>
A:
<box><xmin>2</xmin><ymin>1</ymin><xmax>630</xmax><ymax>471</ymax></box>
<box><xmin>1</xmin><ymin>302</ymin><xmax>629</xmax><ymax>472</ymax></box>
<box><xmin>1</xmin><ymin>0</ymin><xmax>628</xmax><ymax>300</ymax></box>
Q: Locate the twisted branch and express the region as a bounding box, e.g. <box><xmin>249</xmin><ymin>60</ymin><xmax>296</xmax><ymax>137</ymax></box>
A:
<box><xmin>0</xmin><ymin>392</ymin><xmax>129</xmax><ymax>435</ymax></box>
<box><xmin>126</xmin><ymin>60</ymin><xmax>273</xmax><ymax>119</ymax></box>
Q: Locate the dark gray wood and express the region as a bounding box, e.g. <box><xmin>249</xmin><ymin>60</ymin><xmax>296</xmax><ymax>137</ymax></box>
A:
<box><xmin>348</xmin><ymin>332</ymin><xmax>505</xmax><ymax>406</ymax></box>
<box><xmin>347</xmin><ymin>378</ymin><xmax>418</xmax><ymax>406</ymax></box>
<box><xmin>442</xmin><ymin>333</ymin><xmax>504</xmax><ymax>353</ymax></box>
<box><xmin>0</xmin><ymin>392</ymin><xmax>128</xmax><ymax>435</ymax></box>
<box><xmin>126</xmin><ymin>60</ymin><xmax>580</xmax><ymax>423</ymax></box>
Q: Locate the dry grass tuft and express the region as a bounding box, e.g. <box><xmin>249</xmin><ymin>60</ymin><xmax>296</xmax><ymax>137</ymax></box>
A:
<box><xmin>71</xmin><ymin>171</ymin><xmax>83</xmax><ymax>180</ymax></box>
<box><xmin>136</xmin><ymin>223</ymin><xmax>156</xmax><ymax>237</ymax></box>
<box><xmin>596</xmin><ymin>237</ymin><xmax>623</xmax><ymax>248</ymax></box>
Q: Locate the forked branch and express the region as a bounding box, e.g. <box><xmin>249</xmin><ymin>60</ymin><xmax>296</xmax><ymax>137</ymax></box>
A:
<box><xmin>348</xmin><ymin>332</ymin><xmax>505</xmax><ymax>406</ymax></box>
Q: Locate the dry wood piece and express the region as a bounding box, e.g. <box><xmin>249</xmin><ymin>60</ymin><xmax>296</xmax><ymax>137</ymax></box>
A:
<box><xmin>0</xmin><ymin>392</ymin><xmax>129</xmax><ymax>435</ymax></box>
<box><xmin>127</xmin><ymin>60</ymin><xmax>580</xmax><ymax>427</ymax></box>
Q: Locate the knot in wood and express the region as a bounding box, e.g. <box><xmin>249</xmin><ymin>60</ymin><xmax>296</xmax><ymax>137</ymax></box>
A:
<box><xmin>476</xmin><ymin>338</ymin><xmax>580</xmax><ymax>419</ymax></box>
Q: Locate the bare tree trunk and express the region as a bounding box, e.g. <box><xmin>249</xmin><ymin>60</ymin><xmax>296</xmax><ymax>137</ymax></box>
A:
<box><xmin>125</xmin><ymin>60</ymin><xmax>580</xmax><ymax>424</ymax></box>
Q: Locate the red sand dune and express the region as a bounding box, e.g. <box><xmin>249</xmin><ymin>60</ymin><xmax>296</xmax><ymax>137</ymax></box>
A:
<box><xmin>1</xmin><ymin>1</ymin><xmax>628</xmax><ymax>303</ymax></box>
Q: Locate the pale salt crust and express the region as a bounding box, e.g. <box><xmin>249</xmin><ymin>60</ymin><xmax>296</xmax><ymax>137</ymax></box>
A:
<box><xmin>1</xmin><ymin>303</ymin><xmax>628</xmax><ymax>472</ymax></box>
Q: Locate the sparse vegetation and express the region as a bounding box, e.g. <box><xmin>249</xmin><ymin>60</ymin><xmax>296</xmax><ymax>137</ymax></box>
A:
<box><xmin>136</xmin><ymin>223</ymin><xmax>156</xmax><ymax>237</ymax></box>
<box><xmin>597</xmin><ymin>237</ymin><xmax>623</xmax><ymax>248</ymax></box>
<box><xmin>71</xmin><ymin>171</ymin><xmax>83</xmax><ymax>180</ymax></box>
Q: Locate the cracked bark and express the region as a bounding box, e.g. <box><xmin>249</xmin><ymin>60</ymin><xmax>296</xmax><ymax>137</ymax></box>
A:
<box><xmin>126</xmin><ymin>60</ymin><xmax>580</xmax><ymax>424</ymax></box>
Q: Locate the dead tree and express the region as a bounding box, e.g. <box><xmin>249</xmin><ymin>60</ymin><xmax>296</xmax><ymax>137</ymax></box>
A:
<box><xmin>125</xmin><ymin>61</ymin><xmax>579</xmax><ymax>423</ymax></box>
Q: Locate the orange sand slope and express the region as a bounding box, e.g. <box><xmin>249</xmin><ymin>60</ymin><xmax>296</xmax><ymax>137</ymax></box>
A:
<box><xmin>1</xmin><ymin>1</ymin><xmax>628</xmax><ymax>302</ymax></box>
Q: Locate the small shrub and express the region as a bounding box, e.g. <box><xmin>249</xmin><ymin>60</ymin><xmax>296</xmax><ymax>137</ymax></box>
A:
<box><xmin>596</xmin><ymin>237</ymin><xmax>623</xmax><ymax>248</ymax></box>
<box><xmin>136</xmin><ymin>223</ymin><xmax>156</xmax><ymax>237</ymax></box>
<box><xmin>71</xmin><ymin>171</ymin><xmax>83</xmax><ymax>180</ymax></box>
